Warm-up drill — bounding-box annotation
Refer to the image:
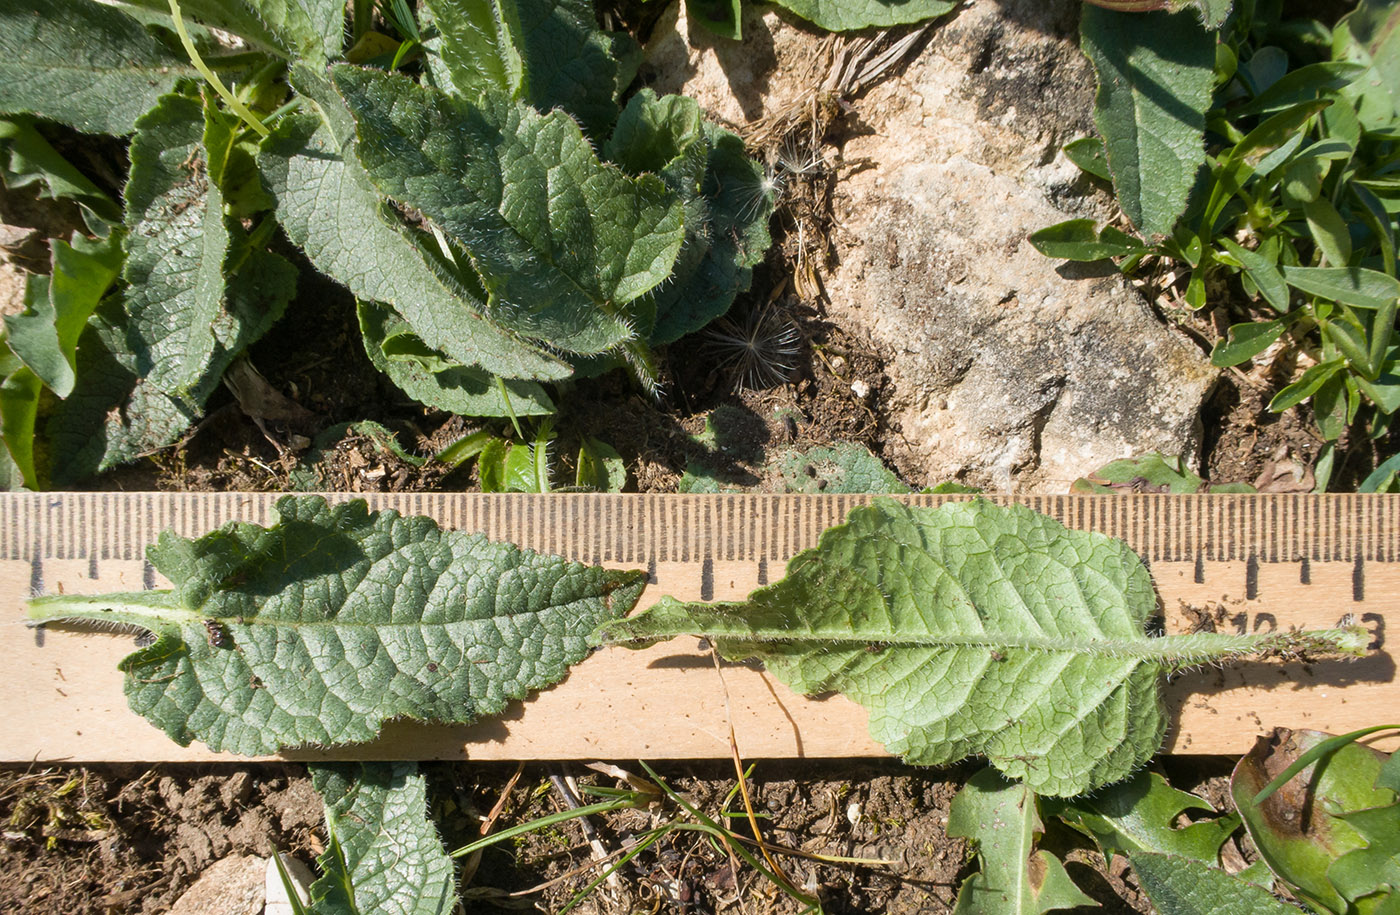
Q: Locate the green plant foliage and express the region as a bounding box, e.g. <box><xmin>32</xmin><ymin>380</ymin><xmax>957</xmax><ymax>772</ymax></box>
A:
<box><xmin>0</xmin><ymin>118</ymin><xmax>122</xmax><ymax>226</ymax></box>
<box><xmin>577</xmin><ymin>436</ymin><xmax>627</xmax><ymax>491</ymax></box>
<box><xmin>423</xmin><ymin>0</ymin><xmax>631</xmax><ymax>139</ymax></box>
<box><xmin>767</xmin><ymin>0</ymin><xmax>955</xmax><ymax>33</ymax></box>
<box><xmin>257</xmin><ymin>96</ymin><xmax>569</xmax><ymax>382</ymax></box>
<box><xmin>1334</xmin><ymin>0</ymin><xmax>1400</xmax><ymax>128</ymax></box>
<box><xmin>1128</xmin><ymin>852</ymin><xmax>1307</xmax><ymax>915</ymax></box>
<box><xmin>1044</xmin><ymin>2</ymin><xmax>1400</xmax><ymax>459</ymax></box>
<box><xmin>605</xmin><ymin>90</ymin><xmax>774</xmax><ymax>344</ymax></box>
<box><xmin>27</xmin><ymin>495</ymin><xmax>647</xmax><ymax>755</ymax></box>
<box><xmin>331</xmin><ymin>65</ymin><xmax>686</xmax><ymax>358</ymax></box>
<box><xmin>595</xmin><ymin>499</ymin><xmax>1368</xmax><ymax>796</ymax></box>
<box><xmin>357</xmin><ymin>300</ymin><xmax>555</xmax><ymax>418</ymax></box>
<box><xmin>1232</xmin><ymin>728</ymin><xmax>1398</xmax><ymax>915</ymax></box>
<box><xmin>0</xmin><ymin>0</ymin><xmax>197</xmax><ymax>136</ymax></box>
<box><xmin>1079</xmin><ymin>6</ymin><xmax>1216</xmax><ymax>239</ymax></box>
<box><xmin>308</xmin><ymin>763</ymin><xmax>457</xmax><ymax>915</ymax></box>
<box><xmin>777</xmin><ymin>443</ymin><xmax>910</xmax><ymax>494</ymax></box>
<box><xmin>1070</xmin><ymin>453</ymin><xmax>1256</xmax><ymax>493</ymax></box>
<box><xmin>1048</xmin><ymin>770</ymin><xmax>1239</xmax><ymax>863</ymax></box>
<box><xmin>34</xmin><ymin>91</ymin><xmax>295</xmax><ymax>485</ymax></box>
<box><xmin>947</xmin><ymin>767</ymin><xmax>1096</xmax><ymax>914</ymax></box>
<box><xmin>1</xmin><ymin>0</ymin><xmax>782</xmax><ymax>484</ymax></box>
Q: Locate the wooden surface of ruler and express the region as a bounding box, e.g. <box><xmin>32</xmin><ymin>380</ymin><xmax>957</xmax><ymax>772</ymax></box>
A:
<box><xmin>1</xmin><ymin>492</ymin><xmax>1396</xmax><ymax>763</ymax></box>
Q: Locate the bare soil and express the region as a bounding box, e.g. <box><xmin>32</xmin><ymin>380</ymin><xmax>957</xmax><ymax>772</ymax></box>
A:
<box><xmin>9</xmin><ymin>758</ymin><xmax>1249</xmax><ymax>915</ymax></box>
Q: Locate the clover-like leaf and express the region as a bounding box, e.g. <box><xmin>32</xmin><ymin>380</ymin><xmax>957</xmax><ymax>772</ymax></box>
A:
<box><xmin>597</xmin><ymin>499</ymin><xmax>1366</xmax><ymax>796</ymax></box>
<box><xmin>28</xmin><ymin>496</ymin><xmax>647</xmax><ymax>756</ymax></box>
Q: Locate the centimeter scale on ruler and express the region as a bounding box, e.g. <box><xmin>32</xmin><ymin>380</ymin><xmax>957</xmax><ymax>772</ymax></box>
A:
<box><xmin>0</xmin><ymin>492</ymin><xmax>1395</xmax><ymax>762</ymax></box>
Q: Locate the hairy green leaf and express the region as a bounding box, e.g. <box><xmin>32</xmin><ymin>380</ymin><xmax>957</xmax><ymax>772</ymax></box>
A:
<box><xmin>259</xmin><ymin>101</ymin><xmax>569</xmax><ymax>380</ymax></box>
<box><xmin>423</xmin><ymin>0</ymin><xmax>627</xmax><ymax>138</ymax></box>
<box><xmin>240</xmin><ymin>0</ymin><xmax>345</xmax><ymax>64</ymax></box>
<box><xmin>1048</xmin><ymin>771</ymin><xmax>1238</xmax><ymax>864</ymax></box>
<box><xmin>947</xmin><ymin>767</ymin><xmax>1095</xmax><ymax>914</ymax></box>
<box><xmin>1128</xmin><ymin>853</ymin><xmax>1306</xmax><ymax>915</ymax></box>
<box><xmin>114</xmin><ymin>0</ymin><xmax>286</xmax><ymax>57</ymax></box>
<box><xmin>332</xmin><ymin>66</ymin><xmax>685</xmax><ymax>356</ymax></box>
<box><xmin>357</xmin><ymin>300</ymin><xmax>554</xmax><ymax>417</ymax></box>
<box><xmin>605</xmin><ymin>90</ymin><xmax>774</xmax><ymax>343</ymax></box>
<box><xmin>0</xmin><ymin>0</ymin><xmax>196</xmax><ymax>136</ymax></box>
<box><xmin>777</xmin><ymin>443</ymin><xmax>910</xmax><ymax>494</ymax></box>
<box><xmin>768</xmin><ymin>0</ymin><xmax>955</xmax><ymax>32</ymax></box>
<box><xmin>3</xmin><ymin>234</ymin><xmax>124</xmax><ymax>399</ymax></box>
<box><xmin>42</xmin><ymin>298</ymin><xmax>198</xmax><ymax>484</ymax></box>
<box><xmin>123</xmin><ymin>92</ymin><xmax>292</xmax><ymax>401</ymax></box>
<box><xmin>1080</xmin><ymin>6</ymin><xmax>1214</xmax><ymax>238</ymax></box>
<box><xmin>597</xmin><ymin>499</ymin><xmax>1365</xmax><ymax>796</ymax></box>
<box><xmin>309</xmin><ymin>763</ymin><xmax>457</xmax><ymax>915</ymax></box>
<box><xmin>28</xmin><ymin>496</ymin><xmax>647</xmax><ymax>755</ymax></box>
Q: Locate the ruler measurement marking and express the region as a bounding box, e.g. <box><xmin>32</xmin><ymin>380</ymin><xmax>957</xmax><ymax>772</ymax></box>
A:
<box><xmin>7</xmin><ymin>492</ymin><xmax>1399</xmax><ymax>568</ymax></box>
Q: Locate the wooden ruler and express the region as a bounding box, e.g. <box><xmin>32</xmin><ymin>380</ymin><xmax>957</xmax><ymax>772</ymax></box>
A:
<box><xmin>1</xmin><ymin>492</ymin><xmax>1396</xmax><ymax>763</ymax></box>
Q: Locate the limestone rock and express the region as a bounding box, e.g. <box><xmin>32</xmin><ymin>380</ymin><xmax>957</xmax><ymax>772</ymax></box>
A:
<box><xmin>646</xmin><ymin>0</ymin><xmax>1218</xmax><ymax>491</ymax></box>
<box><xmin>167</xmin><ymin>855</ymin><xmax>265</xmax><ymax>915</ymax></box>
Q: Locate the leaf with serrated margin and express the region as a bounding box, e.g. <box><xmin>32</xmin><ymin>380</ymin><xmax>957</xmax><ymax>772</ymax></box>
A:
<box><xmin>423</xmin><ymin>0</ymin><xmax>626</xmax><ymax>138</ymax></box>
<box><xmin>947</xmin><ymin>767</ymin><xmax>1096</xmax><ymax>914</ymax></box>
<box><xmin>308</xmin><ymin>763</ymin><xmax>457</xmax><ymax>915</ymax></box>
<box><xmin>43</xmin><ymin>246</ymin><xmax>293</xmax><ymax>484</ymax></box>
<box><xmin>27</xmin><ymin>496</ymin><xmax>648</xmax><ymax>755</ymax></box>
<box><xmin>605</xmin><ymin>90</ymin><xmax>774</xmax><ymax>344</ymax></box>
<box><xmin>769</xmin><ymin>0</ymin><xmax>955</xmax><ymax>31</ymax></box>
<box><xmin>241</xmin><ymin>0</ymin><xmax>345</xmax><ymax>64</ymax></box>
<box><xmin>600</xmin><ymin>499</ymin><xmax>1168</xmax><ymax>795</ymax></box>
<box><xmin>259</xmin><ymin>86</ymin><xmax>569</xmax><ymax>380</ymax></box>
<box><xmin>597</xmin><ymin>499</ymin><xmax>1365</xmax><ymax>796</ymax></box>
<box><xmin>0</xmin><ymin>0</ymin><xmax>196</xmax><ymax>136</ymax></box>
<box><xmin>331</xmin><ymin>65</ymin><xmax>685</xmax><ymax>356</ymax></box>
<box><xmin>42</xmin><ymin>297</ymin><xmax>199</xmax><ymax>484</ymax></box>
<box><xmin>1080</xmin><ymin>6</ymin><xmax>1214</xmax><ymax>239</ymax></box>
<box><xmin>1047</xmin><ymin>771</ymin><xmax>1238</xmax><ymax>864</ymax></box>
<box><xmin>122</xmin><ymin>91</ymin><xmax>292</xmax><ymax>401</ymax></box>
<box><xmin>357</xmin><ymin>300</ymin><xmax>555</xmax><ymax>417</ymax></box>
<box><xmin>1129</xmin><ymin>853</ymin><xmax>1306</xmax><ymax>915</ymax></box>
<box><xmin>113</xmin><ymin>0</ymin><xmax>330</xmax><ymax>61</ymax></box>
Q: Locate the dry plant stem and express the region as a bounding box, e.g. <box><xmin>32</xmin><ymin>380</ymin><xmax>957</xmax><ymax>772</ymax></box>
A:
<box><xmin>551</xmin><ymin>773</ymin><xmax>622</xmax><ymax>893</ymax></box>
<box><xmin>709</xmin><ymin>649</ymin><xmax>817</xmax><ymax>907</ymax></box>
<box><xmin>461</xmin><ymin>761</ymin><xmax>526</xmax><ymax>885</ymax></box>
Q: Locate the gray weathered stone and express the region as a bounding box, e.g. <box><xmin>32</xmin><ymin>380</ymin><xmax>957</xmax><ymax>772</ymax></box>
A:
<box><xmin>646</xmin><ymin>0</ymin><xmax>1218</xmax><ymax>491</ymax></box>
